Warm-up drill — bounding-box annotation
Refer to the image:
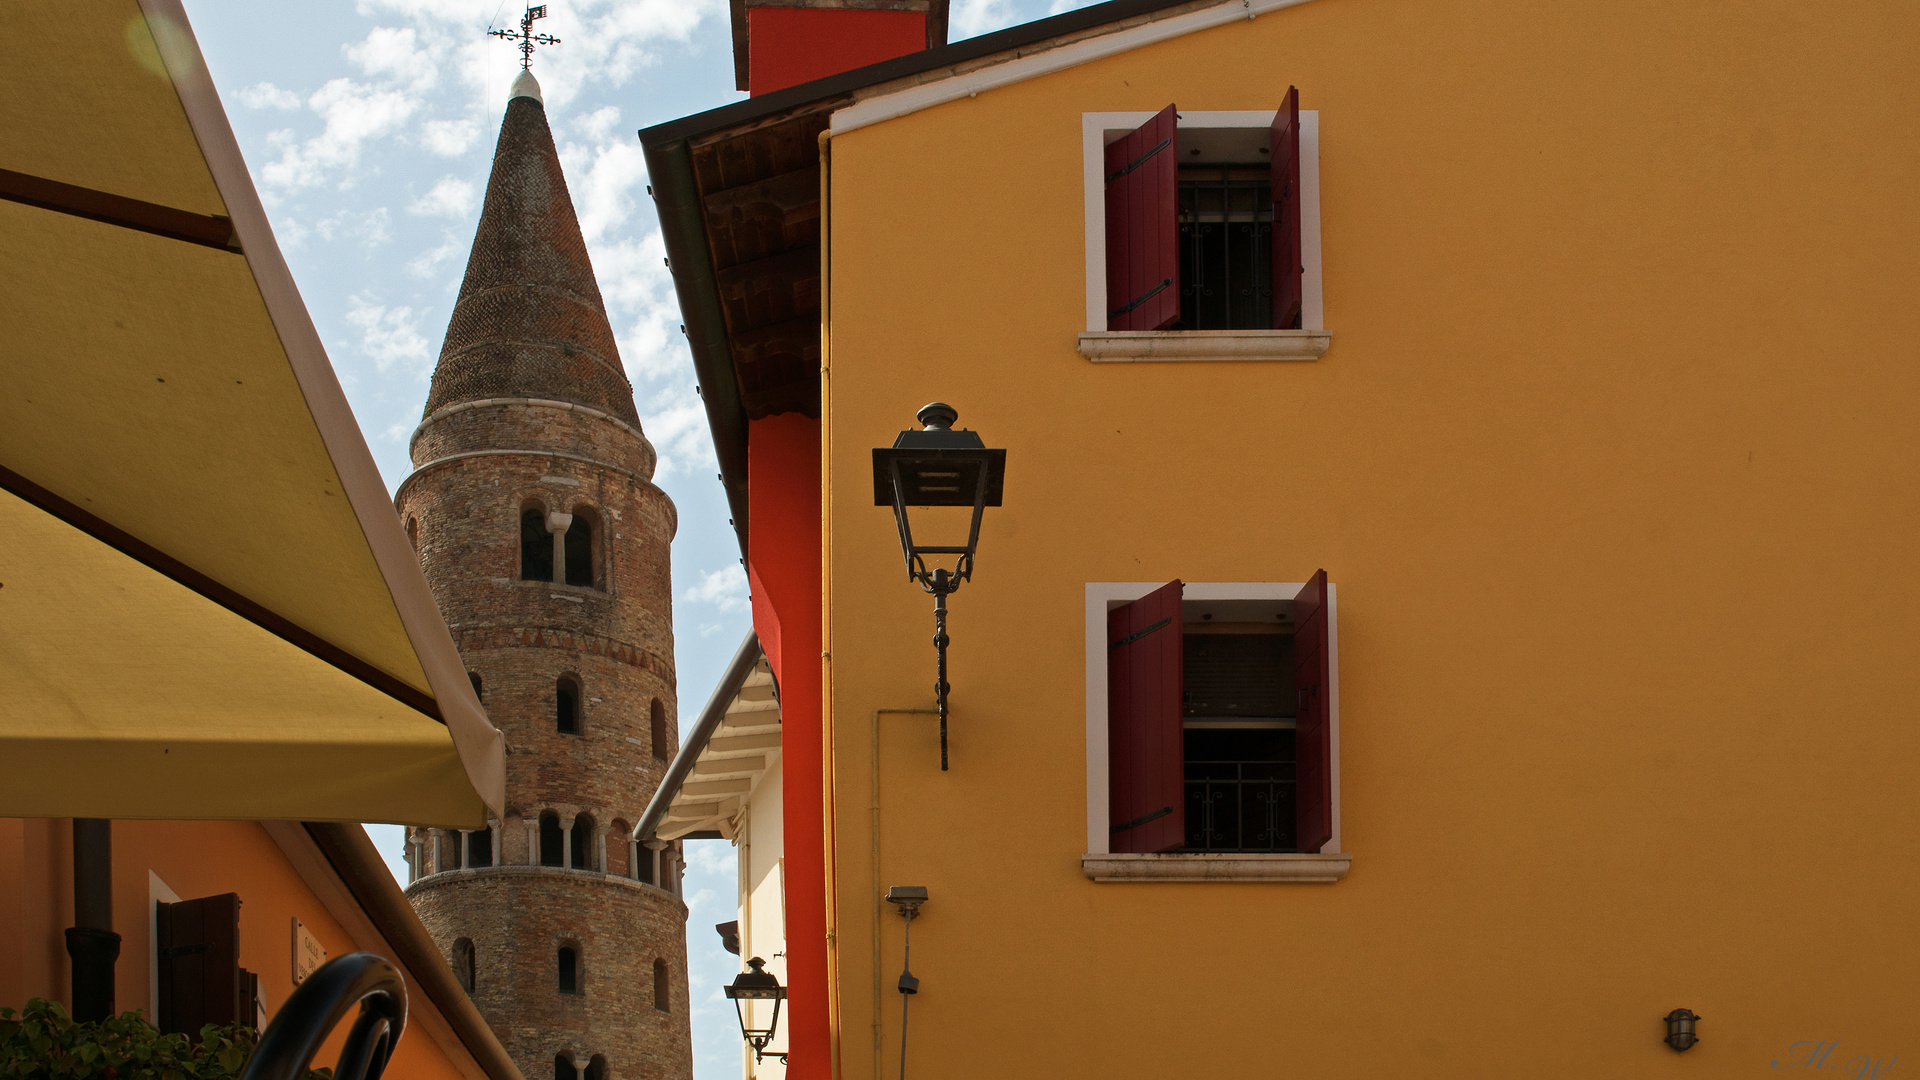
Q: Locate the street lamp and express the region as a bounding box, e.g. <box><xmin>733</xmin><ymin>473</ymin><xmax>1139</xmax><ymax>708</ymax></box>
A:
<box><xmin>872</xmin><ymin>403</ymin><xmax>1007</xmax><ymax>771</ymax></box>
<box><xmin>725</xmin><ymin>957</ymin><xmax>786</xmax><ymax>1064</ymax></box>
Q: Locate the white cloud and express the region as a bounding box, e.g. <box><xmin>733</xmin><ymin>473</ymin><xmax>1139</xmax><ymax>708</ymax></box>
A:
<box><xmin>575</xmin><ymin>105</ymin><xmax>622</xmax><ymax>143</ymax></box>
<box><xmin>238</xmin><ymin>82</ymin><xmax>302</xmax><ymax>109</ymax></box>
<box><xmin>410</xmin><ymin>175</ymin><xmax>476</xmax><ymax>217</ymax></box>
<box><xmin>642</xmin><ymin>392</ymin><xmax>715</xmax><ymax>477</ymax></box>
<box><xmin>1046</xmin><ymin>0</ymin><xmax>1092</xmax><ymax>12</ymax></box>
<box><xmin>347</xmin><ymin>25</ymin><xmax>438</xmax><ymax>91</ymax></box>
<box><xmin>681</xmin><ymin>565</ymin><xmax>748</xmax><ymax>613</ymax></box>
<box><xmin>952</xmin><ymin>0</ymin><xmax>1019</xmax><ymax>38</ymax></box>
<box><xmin>345</xmin><ymin>294</ymin><xmax>434</xmax><ymax>373</ymax></box>
<box><xmin>420</xmin><ymin>117</ymin><xmax>481</xmax><ymax>156</ymax></box>
<box><xmin>407</xmin><ymin>234</ymin><xmax>467</xmax><ymax>278</ymax></box>
<box><xmin>261</xmin><ymin>78</ymin><xmax>422</xmax><ymax>189</ymax></box>
<box><xmin>312</xmin><ymin>206</ymin><xmax>393</xmax><ymax>247</ymax></box>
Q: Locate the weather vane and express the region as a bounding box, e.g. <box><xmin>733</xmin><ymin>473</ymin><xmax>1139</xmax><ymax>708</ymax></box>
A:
<box><xmin>489</xmin><ymin>5</ymin><xmax>560</xmax><ymax>71</ymax></box>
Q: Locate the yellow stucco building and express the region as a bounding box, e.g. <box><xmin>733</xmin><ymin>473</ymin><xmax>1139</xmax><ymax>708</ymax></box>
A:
<box><xmin>646</xmin><ymin>0</ymin><xmax>1920</xmax><ymax>1075</ymax></box>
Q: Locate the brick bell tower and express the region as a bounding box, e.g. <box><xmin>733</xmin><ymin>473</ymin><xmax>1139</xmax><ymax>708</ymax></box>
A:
<box><xmin>396</xmin><ymin>68</ymin><xmax>693</xmax><ymax>1080</ymax></box>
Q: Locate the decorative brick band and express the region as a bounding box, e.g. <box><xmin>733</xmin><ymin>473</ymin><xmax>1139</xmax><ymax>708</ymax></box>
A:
<box><xmin>394</xmin><ymin>448</ymin><xmax>672</xmax><ymax>512</ymax></box>
<box><xmin>454</xmin><ymin>626</ymin><xmax>674</xmax><ymax>677</ymax></box>
<box><xmin>405</xmin><ymin>865</ymin><xmax>689</xmax><ymax>913</ymax></box>
<box><xmin>410</xmin><ymin>396</ymin><xmax>653</xmax><ymax>452</ymax></box>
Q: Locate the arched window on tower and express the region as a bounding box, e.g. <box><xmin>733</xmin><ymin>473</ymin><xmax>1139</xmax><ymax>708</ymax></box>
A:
<box><xmin>570</xmin><ymin>813</ymin><xmax>594</xmax><ymax>871</ymax></box>
<box><xmin>554</xmin><ymin>1055</ymin><xmax>577</xmax><ymax>1080</ymax></box>
<box><xmin>539</xmin><ymin>812</ymin><xmax>564</xmax><ymax>867</ymax></box>
<box><xmin>584</xmin><ymin>1056</ymin><xmax>606</xmax><ymax>1080</ymax></box>
<box><xmin>406</xmin><ymin>516</ymin><xmax>419</xmax><ymax>551</ymax></box>
<box><xmin>468</xmin><ymin>672</ymin><xmax>484</xmax><ymax>700</ymax></box>
<box><xmin>564</xmin><ymin>508</ymin><xmax>596</xmax><ymax>588</ymax></box>
<box><xmin>466</xmin><ymin>827</ymin><xmax>493</xmax><ymax>869</ymax></box>
<box><xmin>521</xmin><ymin>506</ymin><xmax>554</xmax><ymax>581</ymax></box>
<box><xmin>652</xmin><ymin>958</ymin><xmax>670</xmax><ymax>1012</ymax></box>
<box><xmin>556</xmin><ymin>676</ymin><xmax>581</xmax><ymax>735</ymax></box>
<box><xmin>607</xmin><ymin>819</ymin><xmax>630</xmax><ymax>877</ymax></box>
<box><xmin>452</xmin><ymin>938</ymin><xmax>475</xmax><ymax>994</ymax></box>
<box><xmin>558</xmin><ymin>944</ymin><xmax>580</xmax><ymax>995</ymax></box>
<box><xmin>650</xmin><ymin>699</ymin><xmax>669</xmax><ymax>761</ymax></box>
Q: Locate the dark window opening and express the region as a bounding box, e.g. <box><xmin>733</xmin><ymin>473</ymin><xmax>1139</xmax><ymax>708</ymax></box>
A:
<box><xmin>564</xmin><ymin>513</ymin><xmax>594</xmax><ymax>588</ymax></box>
<box><xmin>557</xmin><ymin>677</ymin><xmax>580</xmax><ymax>735</ymax></box>
<box><xmin>1182</xmin><ymin>631</ymin><xmax>1295</xmax><ymax>853</ymax></box>
<box><xmin>1176</xmin><ymin>166</ymin><xmax>1272</xmax><ymax>331</ymax></box>
<box><xmin>585</xmin><ymin>1056</ymin><xmax>606</xmax><ymax>1080</ymax></box>
<box><xmin>466</xmin><ymin>827</ymin><xmax>493</xmax><ymax>869</ymax></box>
<box><xmin>539</xmin><ymin>812</ymin><xmax>564</xmax><ymax>867</ymax></box>
<box><xmin>468</xmin><ymin>671</ymin><xmax>483</xmax><ymax>700</ymax></box>
<box><xmin>521</xmin><ymin>508</ymin><xmax>554</xmax><ymax>581</ymax></box>
<box><xmin>406</xmin><ymin>516</ymin><xmax>419</xmax><ymax>551</ymax></box>
<box><xmin>570</xmin><ymin>814</ymin><xmax>594</xmax><ymax>871</ymax></box>
<box><xmin>558</xmin><ymin>946</ymin><xmax>579</xmax><ymax>995</ymax></box>
<box><xmin>652</xmin><ymin>958</ymin><xmax>670</xmax><ymax>1012</ymax></box>
<box><xmin>634</xmin><ymin>844</ymin><xmax>655</xmax><ymax>885</ymax></box>
<box><xmin>452</xmin><ymin>938</ymin><xmax>475</xmax><ymax>994</ymax></box>
<box><xmin>650</xmin><ymin>699</ymin><xmax>669</xmax><ymax>761</ymax></box>
<box><xmin>555</xmin><ymin>1056</ymin><xmax>577</xmax><ymax>1080</ymax></box>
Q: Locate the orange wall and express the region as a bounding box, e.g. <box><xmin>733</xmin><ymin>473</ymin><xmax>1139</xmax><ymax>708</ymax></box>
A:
<box><xmin>0</xmin><ymin>820</ymin><xmax>469</xmax><ymax>1080</ymax></box>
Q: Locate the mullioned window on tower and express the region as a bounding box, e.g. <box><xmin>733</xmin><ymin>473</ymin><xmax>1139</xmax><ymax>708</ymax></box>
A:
<box><xmin>520</xmin><ymin>502</ymin><xmax>600</xmax><ymax>588</ymax></box>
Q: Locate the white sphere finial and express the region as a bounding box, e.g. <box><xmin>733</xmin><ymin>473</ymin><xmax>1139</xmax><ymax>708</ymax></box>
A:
<box><xmin>509</xmin><ymin>69</ymin><xmax>543</xmax><ymax>104</ymax></box>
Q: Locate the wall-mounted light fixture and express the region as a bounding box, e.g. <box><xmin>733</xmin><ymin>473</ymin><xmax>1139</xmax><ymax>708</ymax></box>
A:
<box><xmin>872</xmin><ymin>404</ymin><xmax>1007</xmax><ymax>771</ymax></box>
<box><xmin>724</xmin><ymin>957</ymin><xmax>786</xmax><ymax>1064</ymax></box>
<box><xmin>885</xmin><ymin>887</ymin><xmax>929</xmax><ymax>1080</ymax></box>
<box><xmin>1664</xmin><ymin>1008</ymin><xmax>1700</xmax><ymax>1052</ymax></box>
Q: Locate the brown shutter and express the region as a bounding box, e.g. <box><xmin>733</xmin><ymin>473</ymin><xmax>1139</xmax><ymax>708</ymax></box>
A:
<box><xmin>1291</xmin><ymin>569</ymin><xmax>1332</xmax><ymax>853</ymax></box>
<box><xmin>1108</xmin><ymin>580</ymin><xmax>1185</xmax><ymax>853</ymax></box>
<box><xmin>156</xmin><ymin>893</ymin><xmax>241</xmax><ymax>1036</ymax></box>
<box><xmin>1270</xmin><ymin>87</ymin><xmax>1303</xmax><ymax>330</ymax></box>
<box><xmin>1105</xmin><ymin>104</ymin><xmax>1181</xmax><ymax>331</ymax></box>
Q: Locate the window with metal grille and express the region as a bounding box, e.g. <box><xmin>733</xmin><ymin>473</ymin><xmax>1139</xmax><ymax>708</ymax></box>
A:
<box><xmin>1177</xmin><ymin>167</ymin><xmax>1273</xmax><ymax>330</ymax></box>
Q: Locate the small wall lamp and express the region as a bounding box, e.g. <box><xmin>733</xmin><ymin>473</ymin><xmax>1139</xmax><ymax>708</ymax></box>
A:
<box><xmin>1664</xmin><ymin>1008</ymin><xmax>1700</xmax><ymax>1052</ymax></box>
<box><xmin>724</xmin><ymin>957</ymin><xmax>786</xmax><ymax>1064</ymax></box>
<box><xmin>871</xmin><ymin>404</ymin><xmax>1007</xmax><ymax>771</ymax></box>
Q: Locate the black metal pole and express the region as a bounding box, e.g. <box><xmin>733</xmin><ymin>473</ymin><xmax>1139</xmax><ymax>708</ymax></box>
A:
<box><xmin>930</xmin><ymin>571</ymin><xmax>951</xmax><ymax>771</ymax></box>
<box><xmin>65</xmin><ymin>819</ymin><xmax>119</xmax><ymax>1022</ymax></box>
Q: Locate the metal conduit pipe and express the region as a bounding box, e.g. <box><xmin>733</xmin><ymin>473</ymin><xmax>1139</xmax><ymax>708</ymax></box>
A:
<box><xmin>631</xmin><ymin>631</ymin><xmax>763</xmax><ymax>845</ymax></box>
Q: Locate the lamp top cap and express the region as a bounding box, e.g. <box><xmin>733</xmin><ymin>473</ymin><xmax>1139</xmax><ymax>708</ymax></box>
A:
<box><xmin>917</xmin><ymin>403</ymin><xmax>958</xmax><ymax>429</ymax></box>
<box><xmin>885</xmin><ymin>885</ymin><xmax>929</xmax><ymax>905</ymax></box>
<box><xmin>725</xmin><ymin>956</ymin><xmax>786</xmax><ymax>998</ymax></box>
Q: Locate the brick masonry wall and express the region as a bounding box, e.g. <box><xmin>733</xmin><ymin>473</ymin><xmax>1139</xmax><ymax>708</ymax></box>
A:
<box><xmin>398</xmin><ymin>393</ymin><xmax>691</xmax><ymax>1080</ymax></box>
<box><xmin>409</xmin><ymin>870</ymin><xmax>693</xmax><ymax>1080</ymax></box>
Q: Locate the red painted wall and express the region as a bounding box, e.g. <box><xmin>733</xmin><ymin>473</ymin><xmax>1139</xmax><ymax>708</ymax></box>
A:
<box><xmin>746</xmin><ymin>414</ymin><xmax>827</xmax><ymax>1079</ymax></box>
<box><xmin>747</xmin><ymin>7</ymin><xmax>927</xmax><ymax>96</ymax></box>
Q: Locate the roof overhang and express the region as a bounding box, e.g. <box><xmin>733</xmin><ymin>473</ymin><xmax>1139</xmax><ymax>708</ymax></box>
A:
<box><xmin>0</xmin><ymin>0</ymin><xmax>505</xmax><ymax>827</ymax></box>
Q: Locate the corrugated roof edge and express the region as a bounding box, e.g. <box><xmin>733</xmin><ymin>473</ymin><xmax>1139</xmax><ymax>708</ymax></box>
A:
<box><xmin>639</xmin><ymin>0</ymin><xmax>1227</xmax><ymax>147</ymax></box>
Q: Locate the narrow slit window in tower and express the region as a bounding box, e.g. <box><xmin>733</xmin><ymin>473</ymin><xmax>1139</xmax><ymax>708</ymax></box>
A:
<box><xmin>406</xmin><ymin>516</ymin><xmax>419</xmax><ymax>551</ymax></box>
<box><xmin>652</xmin><ymin>958</ymin><xmax>670</xmax><ymax>1011</ymax></box>
<box><xmin>539</xmin><ymin>812</ymin><xmax>564</xmax><ymax>867</ymax></box>
<box><xmin>557</xmin><ymin>677</ymin><xmax>580</xmax><ymax>735</ymax></box>
<box><xmin>558</xmin><ymin>946</ymin><xmax>579</xmax><ymax>994</ymax></box>
<box><xmin>521</xmin><ymin>508</ymin><xmax>554</xmax><ymax>581</ymax></box>
<box><xmin>650</xmin><ymin>699</ymin><xmax>669</xmax><ymax>761</ymax></box>
<box><xmin>564</xmin><ymin>511</ymin><xmax>594</xmax><ymax>588</ymax></box>
<box><xmin>466</xmin><ymin>827</ymin><xmax>493</xmax><ymax>869</ymax></box>
<box><xmin>468</xmin><ymin>672</ymin><xmax>483</xmax><ymax>700</ymax></box>
<box><xmin>452</xmin><ymin>938</ymin><xmax>474</xmax><ymax>994</ymax></box>
<box><xmin>570</xmin><ymin>814</ymin><xmax>594</xmax><ymax>871</ymax></box>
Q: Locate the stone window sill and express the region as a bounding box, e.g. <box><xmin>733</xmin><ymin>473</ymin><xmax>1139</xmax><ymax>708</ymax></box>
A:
<box><xmin>1076</xmin><ymin>329</ymin><xmax>1332</xmax><ymax>363</ymax></box>
<box><xmin>1081</xmin><ymin>852</ymin><xmax>1351</xmax><ymax>883</ymax></box>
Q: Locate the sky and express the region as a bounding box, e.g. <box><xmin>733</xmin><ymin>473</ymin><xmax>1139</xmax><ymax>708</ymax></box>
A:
<box><xmin>173</xmin><ymin>0</ymin><xmax>1070</xmax><ymax>1075</ymax></box>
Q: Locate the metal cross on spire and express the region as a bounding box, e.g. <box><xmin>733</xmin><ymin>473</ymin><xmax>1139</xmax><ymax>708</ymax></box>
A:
<box><xmin>489</xmin><ymin>5</ymin><xmax>560</xmax><ymax>71</ymax></box>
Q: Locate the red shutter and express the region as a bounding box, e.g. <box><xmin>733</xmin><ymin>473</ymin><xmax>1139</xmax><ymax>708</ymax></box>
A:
<box><xmin>157</xmin><ymin>893</ymin><xmax>241</xmax><ymax>1036</ymax></box>
<box><xmin>1270</xmin><ymin>87</ymin><xmax>1303</xmax><ymax>330</ymax></box>
<box><xmin>1105</xmin><ymin>104</ymin><xmax>1181</xmax><ymax>331</ymax></box>
<box><xmin>1108</xmin><ymin>580</ymin><xmax>1185</xmax><ymax>853</ymax></box>
<box><xmin>1292</xmin><ymin>569</ymin><xmax>1332</xmax><ymax>853</ymax></box>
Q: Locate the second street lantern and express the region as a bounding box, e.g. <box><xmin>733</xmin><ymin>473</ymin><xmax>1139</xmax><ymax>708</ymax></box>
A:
<box><xmin>872</xmin><ymin>403</ymin><xmax>1008</xmax><ymax>770</ymax></box>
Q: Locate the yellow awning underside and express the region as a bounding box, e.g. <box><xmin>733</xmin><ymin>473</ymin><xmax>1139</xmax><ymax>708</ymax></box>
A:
<box><xmin>0</xmin><ymin>0</ymin><xmax>497</xmax><ymax>827</ymax></box>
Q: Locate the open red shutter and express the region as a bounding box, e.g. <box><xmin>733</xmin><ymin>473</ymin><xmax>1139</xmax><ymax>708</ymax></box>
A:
<box><xmin>157</xmin><ymin>893</ymin><xmax>241</xmax><ymax>1035</ymax></box>
<box><xmin>1270</xmin><ymin>87</ymin><xmax>1303</xmax><ymax>330</ymax></box>
<box><xmin>1292</xmin><ymin>569</ymin><xmax>1332</xmax><ymax>853</ymax></box>
<box><xmin>1108</xmin><ymin>580</ymin><xmax>1185</xmax><ymax>853</ymax></box>
<box><xmin>1105</xmin><ymin>104</ymin><xmax>1180</xmax><ymax>331</ymax></box>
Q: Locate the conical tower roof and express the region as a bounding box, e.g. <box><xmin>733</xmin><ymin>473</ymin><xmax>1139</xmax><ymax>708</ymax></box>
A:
<box><xmin>424</xmin><ymin>73</ymin><xmax>638</xmax><ymax>423</ymax></box>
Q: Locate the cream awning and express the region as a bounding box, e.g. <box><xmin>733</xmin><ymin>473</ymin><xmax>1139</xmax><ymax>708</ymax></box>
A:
<box><xmin>0</xmin><ymin>0</ymin><xmax>504</xmax><ymax>827</ymax></box>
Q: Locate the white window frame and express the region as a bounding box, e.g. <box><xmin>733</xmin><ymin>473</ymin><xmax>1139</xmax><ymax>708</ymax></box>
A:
<box><xmin>1079</xmin><ymin>110</ymin><xmax>1327</xmax><ymax>361</ymax></box>
<box><xmin>1083</xmin><ymin>581</ymin><xmax>1348</xmax><ymax>882</ymax></box>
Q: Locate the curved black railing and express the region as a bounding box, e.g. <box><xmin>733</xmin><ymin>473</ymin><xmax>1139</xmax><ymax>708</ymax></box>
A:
<box><xmin>240</xmin><ymin>953</ymin><xmax>406</xmax><ymax>1080</ymax></box>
